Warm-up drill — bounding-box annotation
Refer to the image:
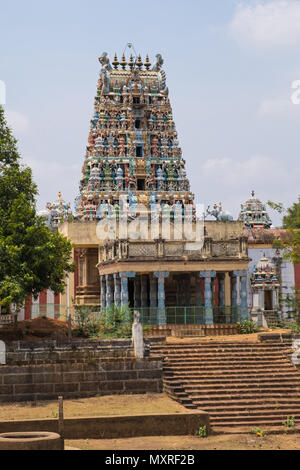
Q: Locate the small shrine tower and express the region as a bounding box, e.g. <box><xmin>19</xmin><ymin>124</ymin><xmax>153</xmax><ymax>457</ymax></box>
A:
<box><xmin>238</xmin><ymin>191</ymin><xmax>272</xmax><ymax>229</ymax></box>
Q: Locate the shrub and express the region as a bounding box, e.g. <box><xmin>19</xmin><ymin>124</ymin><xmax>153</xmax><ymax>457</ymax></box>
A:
<box><xmin>73</xmin><ymin>304</ymin><xmax>101</xmax><ymax>338</ymax></box>
<box><xmin>283</xmin><ymin>416</ymin><xmax>295</xmax><ymax>428</ymax></box>
<box><xmin>237</xmin><ymin>319</ymin><xmax>258</xmax><ymax>334</ymax></box>
<box><xmin>198</xmin><ymin>426</ymin><xmax>207</xmax><ymax>438</ymax></box>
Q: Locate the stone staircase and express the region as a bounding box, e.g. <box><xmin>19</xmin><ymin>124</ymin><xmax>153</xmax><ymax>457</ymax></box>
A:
<box><xmin>150</xmin><ymin>341</ymin><xmax>300</xmax><ymax>428</ymax></box>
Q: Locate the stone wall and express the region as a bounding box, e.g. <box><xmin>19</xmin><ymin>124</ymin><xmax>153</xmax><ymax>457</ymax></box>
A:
<box><xmin>0</xmin><ymin>339</ymin><xmax>162</xmax><ymax>402</ymax></box>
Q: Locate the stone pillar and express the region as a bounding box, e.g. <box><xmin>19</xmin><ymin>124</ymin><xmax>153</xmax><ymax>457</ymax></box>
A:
<box><xmin>134</xmin><ymin>276</ymin><xmax>141</xmax><ymax>309</ymax></box>
<box><xmin>120</xmin><ymin>272</ymin><xmax>136</xmax><ymax>307</ymax></box>
<box><xmin>114</xmin><ymin>273</ymin><xmax>121</xmax><ymax>307</ymax></box>
<box><xmin>150</xmin><ymin>275</ymin><xmax>157</xmax><ymax>309</ymax></box>
<box><xmin>200</xmin><ymin>271</ymin><xmax>216</xmax><ymax>325</ymax></box>
<box><xmin>233</xmin><ymin>270</ymin><xmax>248</xmax><ymax>320</ymax></box>
<box><xmin>106</xmin><ymin>274</ymin><xmax>113</xmax><ymax>308</ymax></box>
<box><xmin>273</xmin><ymin>289</ymin><xmax>279</xmax><ymax>311</ymax></box>
<box><xmin>154</xmin><ymin>272</ymin><xmax>169</xmax><ymax>326</ymax></box>
<box><xmin>219</xmin><ymin>274</ymin><xmax>226</xmax><ymax>307</ymax></box>
<box><xmin>100</xmin><ymin>275</ymin><xmax>106</xmax><ymax>309</ymax></box>
<box><xmin>231</xmin><ymin>272</ymin><xmax>238</xmax><ymax>307</ymax></box>
<box><xmin>240</xmin><ymin>271</ymin><xmax>249</xmax><ymax>320</ymax></box>
<box><xmin>141</xmin><ymin>275</ymin><xmax>148</xmax><ymax>308</ymax></box>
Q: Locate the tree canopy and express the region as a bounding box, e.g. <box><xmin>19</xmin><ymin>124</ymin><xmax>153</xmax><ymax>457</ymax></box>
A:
<box><xmin>0</xmin><ymin>105</ymin><xmax>75</xmax><ymax>311</ymax></box>
<box><xmin>282</xmin><ymin>197</ymin><xmax>300</xmax><ymax>229</ymax></box>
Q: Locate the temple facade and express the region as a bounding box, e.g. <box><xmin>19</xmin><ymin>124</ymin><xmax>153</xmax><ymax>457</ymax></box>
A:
<box><xmin>58</xmin><ymin>50</ymin><xmax>250</xmax><ymax>326</ymax></box>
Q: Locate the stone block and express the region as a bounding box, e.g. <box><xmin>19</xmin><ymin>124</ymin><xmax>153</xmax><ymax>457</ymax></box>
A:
<box><xmin>84</xmin><ymin>372</ymin><xmax>107</xmax><ymax>382</ymax></box>
<box><xmin>4</xmin><ymin>374</ymin><xmax>33</xmax><ymax>385</ymax></box>
<box><xmin>137</xmin><ymin>370</ymin><xmax>162</xmax><ymax>379</ymax></box>
<box><xmin>106</xmin><ymin>371</ymin><xmax>137</xmax><ymax>381</ymax></box>
<box><xmin>54</xmin><ymin>383</ymin><xmax>79</xmax><ymax>393</ymax></box>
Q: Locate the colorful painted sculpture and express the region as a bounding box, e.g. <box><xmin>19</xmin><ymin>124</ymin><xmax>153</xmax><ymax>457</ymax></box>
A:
<box><xmin>74</xmin><ymin>52</ymin><xmax>194</xmax><ymax>221</ymax></box>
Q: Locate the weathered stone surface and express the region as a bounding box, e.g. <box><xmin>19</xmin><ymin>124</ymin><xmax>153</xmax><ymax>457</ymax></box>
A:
<box><xmin>0</xmin><ymin>341</ymin><xmax>162</xmax><ymax>402</ymax></box>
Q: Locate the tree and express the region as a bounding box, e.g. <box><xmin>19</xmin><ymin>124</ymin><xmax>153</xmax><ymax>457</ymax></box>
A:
<box><xmin>267</xmin><ymin>198</ymin><xmax>300</xmax><ymax>323</ymax></box>
<box><xmin>0</xmin><ymin>105</ymin><xmax>75</xmax><ymax>316</ymax></box>
<box><xmin>282</xmin><ymin>197</ymin><xmax>300</xmax><ymax>229</ymax></box>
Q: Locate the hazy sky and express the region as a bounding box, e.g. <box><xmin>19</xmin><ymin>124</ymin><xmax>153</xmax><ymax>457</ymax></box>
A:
<box><xmin>1</xmin><ymin>0</ymin><xmax>300</xmax><ymax>226</ymax></box>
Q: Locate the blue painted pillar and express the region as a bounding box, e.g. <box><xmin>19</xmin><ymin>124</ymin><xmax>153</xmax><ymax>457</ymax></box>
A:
<box><xmin>100</xmin><ymin>275</ymin><xmax>106</xmax><ymax>309</ymax></box>
<box><xmin>233</xmin><ymin>270</ymin><xmax>249</xmax><ymax>321</ymax></box>
<box><xmin>154</xmin><ymin>272</ymin><xmax>169</xmax><ymax>326</ymax></box>
<box><xmin>113</xmin><ymin>273</ymin><xmax>121</xmax><ymax>307</ymax></box>
<box><xmin>200</xmin><ymin>271</ymin><xmax>216</xmax><ymax>325</ymax></box>
<box><xmin>231</xmin><ymin>272</ymin><xmax>238</xmax><ymax>307</ymax></box>
<box><xmin>120</xmin><ymin>272</ymin><xmax>136</xmax><ymax>323</ymax></box>
<box><xmin>106</xmin><ymin>274</ymin><xmax>113</xmax><ymax>307</ymax></box>
<box><xmin>219</xmin><ymin>274</ymin><xmax>225</xmax><ymax>307</ymax></box>
<box><xmin>240</xmin><ymin>271</ymin><xmax>249</xmax><ymax>320</ymax></box>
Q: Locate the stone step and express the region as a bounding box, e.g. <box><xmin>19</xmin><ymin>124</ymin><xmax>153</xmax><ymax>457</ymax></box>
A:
<box><xmin>192</xmin><ymin>397</ymin><xmax>300</xmax><ymax>406</ymax></box>
<box><xmin>184</xmin><ymin>382</ymin><xmax>300</xmax><ymax>391</ymax></box>
<box><xmin>199</xmin><ymin>403</ymin><xmax>300</xmax><ymax>413</ymax></box>
<box><xmin>161</xmin><ymin>355</ymin><xmax>290</xmax><ymax>362</ymax></box>
<box><xmin>151</xmin><ymin>342</ymin><xmax>292</xmax><ymax>349</ymax></box>
<box><xmin>189</xmin><ymin>391</ymin><xmax>300</xmax><ymax>400</ymax></box>
<box><xmin>152</xmin><ymin>348</ymin><xmax>291</xmax><ymax>354</ymax></box>
<box><xmin>159</xmin><ymin>340</ymin><xmax>300</xmax><ymax>426</ymax></box>
<box><xmin>164</xmin><ymin>364</ymin><xmax>294</xmax><ymax>372</ymax></box>
<box><xmin>165</xmin><ymin>376</ymin><xmax>300</xmax><ymax>385</ymax></box>
<box><xmin>164</xmin><ymin>371</ymin><xmax>300</xmax><ymax>379</ymax></box>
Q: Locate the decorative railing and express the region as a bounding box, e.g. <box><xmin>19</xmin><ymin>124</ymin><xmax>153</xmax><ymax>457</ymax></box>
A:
<box><xmin>30</xmin><ymin>304</ymin><xmax>242</xmax><ymax>326</ymax></box>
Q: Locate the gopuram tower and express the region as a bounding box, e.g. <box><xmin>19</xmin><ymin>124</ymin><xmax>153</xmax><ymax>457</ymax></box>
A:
<box><xmin>59</xmin><ymin>49</ymin><xmax>251</xmax><ymax>329</ymax></box>
<box><xmin>75</xmin><ymin>50</ymin><xmax>193</xmax><ymax>220</ymax></box>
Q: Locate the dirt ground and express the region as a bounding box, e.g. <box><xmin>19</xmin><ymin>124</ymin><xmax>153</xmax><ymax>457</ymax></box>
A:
<box><xmin>0</xmin><ymin>394</ymin><xmax>186</xmax><ymax>421</ymax></box>
<box><xmin>66</xmin><ymin>432</ymin><xmax>300</xmax><ymax>451</ymax></box>
<box><xmin>166</xmin><ymin>329</ymin><xmax>292</xmax><ymax>344</ymax></box>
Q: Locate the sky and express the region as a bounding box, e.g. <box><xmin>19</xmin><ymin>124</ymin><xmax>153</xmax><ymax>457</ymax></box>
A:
<box><xmin>1</xmin><ymin>0</ymin><xmax>300</xmax><ymax>226</ymax></box>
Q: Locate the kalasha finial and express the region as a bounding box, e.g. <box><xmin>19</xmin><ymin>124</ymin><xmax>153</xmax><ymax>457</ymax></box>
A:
<box><xmin>144</xmin><ymin>54</ymin><xmax>151</xmax><ymax>70</ymax></box>
<box><xmin>251</xmin><ymin>190</ymin><xmax>255</xmax><ymax>198</ymax></box>
<box><xmin>112</xmin><ymin>53</ymin><xmax>119</xmax><ymax>70</ymax></box>
<box><xmin>58</xmin><ymin>191</ymin><xmax>62</xmax><ymax>200</ymax></box>
<box><xmin>137</xmin><ymin>55</ymin><xmax>143</xmax><ymax>69</ymax></box>
<box><xmin>128</xmin><ymin>54</ymin><xmax>134</xmax><ymax>70</ymax></box>
<box><xmin>120</xmin><ymin>54</ymin><xmax>127</xmax><ymax>70</ymax></box>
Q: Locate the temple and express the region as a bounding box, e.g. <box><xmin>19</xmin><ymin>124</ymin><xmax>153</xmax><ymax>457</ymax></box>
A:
<box><xmin>238</xmin><ymin>191</ymin><xmax>272</xmax><ymax>229</ymax></box>
<box><xmin>56</xmin><ymin>50</ymin><xmax>250</xmax><ymax>328</ymax></box>
<box><xmin>21</xmin><ymin>51</ymin><xmax>299</xmax><ymax>330</ymax></box>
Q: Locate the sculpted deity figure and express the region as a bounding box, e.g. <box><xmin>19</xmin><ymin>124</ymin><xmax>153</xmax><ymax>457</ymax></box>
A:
<box><xmin>98</xmin><ymin>52</ymin><xmax>112</xmax><ymax>72</ymax></box>
<box><xmin>152</xmin><ymin>54</ymin><xmax>164</xmax><ymax>72</ymax></box>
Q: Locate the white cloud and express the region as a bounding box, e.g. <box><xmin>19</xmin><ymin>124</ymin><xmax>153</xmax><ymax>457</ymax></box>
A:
<box><xmin>201</xmin><ymin>154</ymin><xmax>296</xmax><ymax>193</ymax></box>
<box><xmin>5</xmin><ymin>109</ymin><xmax>29</xmax><ymax>134</ymax></box>
<box><xmin>229</xmin><ymin>1</ymin><xmax>300</xmax><ymax>49</ymax></box>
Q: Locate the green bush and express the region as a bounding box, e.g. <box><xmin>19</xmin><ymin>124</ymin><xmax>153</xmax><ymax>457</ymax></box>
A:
<box><xmin>237</xmin><ymin>319</ymin><xmax>258</xmax><ymax>334</ymax></box>
<box><xmin>99</xmin><ymin>304</ymin><xmax>133</xmax><ymax>338</ymax></box>
<box><xmin>198</xmin><ymin>426</ymin><xmax>207</xmax><ymax>438</ymax></box>
<box><xmin>73</xmin><ymin>305</ymin><xmax>102</xmax><ymax>338</ymax></box>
